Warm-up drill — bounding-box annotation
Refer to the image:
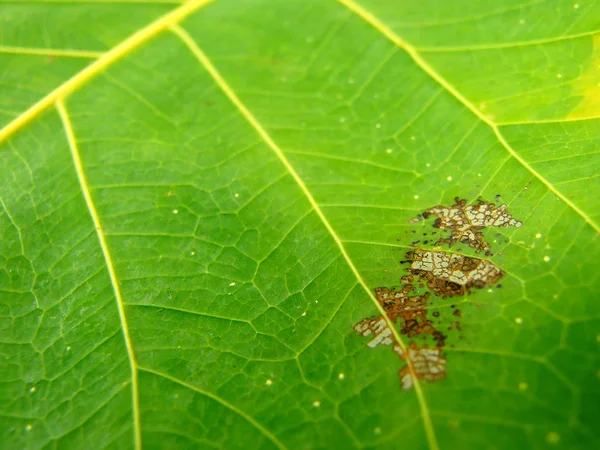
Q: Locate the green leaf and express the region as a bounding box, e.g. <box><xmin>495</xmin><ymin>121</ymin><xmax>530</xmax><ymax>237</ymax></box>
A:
<box><xmin>1</xmin><ymin>0</ymin><xmax>599</xmax><ymax>449</ymax></box>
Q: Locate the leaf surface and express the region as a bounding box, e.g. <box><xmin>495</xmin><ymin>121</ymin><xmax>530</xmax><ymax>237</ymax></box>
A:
<box><xmin>1</xmin><ymin>1</ymin><xmax>599</xmax><ymax>449</ymax></box>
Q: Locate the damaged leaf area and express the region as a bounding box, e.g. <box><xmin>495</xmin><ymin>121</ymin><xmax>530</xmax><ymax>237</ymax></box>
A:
<box><xmin>406</xmin><ymin>248</ymin><xmax>504</xmax><ymax>298</ymax></box>
<box><xmin>395</xmin><ymin>344</ymin><xmax>446</xmax><ymax>391</ymax></box>
<box><xmin>420</xmin><ymin>197</ymin><xmax>522</xmax><ymax>253</ymax></box>
<box><xmin>354</xmin><ymin>198</ymin><xmax>521</xmax><ymax>390</ymax></box>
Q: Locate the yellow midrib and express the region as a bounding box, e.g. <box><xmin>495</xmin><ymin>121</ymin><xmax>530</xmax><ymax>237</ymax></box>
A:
<box><xmin>0</xmin><ymin>1</ymin><xmax>215</xmax><ymax>449</ymax></box>
<box><xmin>336</xmin><ymin>0</ymin><xmax>600</xmax><ymax>236</ymax></box>
<box><xmin>0</xmin><ymin>0</ymin><xmax>215</xmax><ymax>145</ymax></box>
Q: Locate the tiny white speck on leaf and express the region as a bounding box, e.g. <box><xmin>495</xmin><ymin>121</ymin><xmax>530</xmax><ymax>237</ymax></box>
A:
<box><xmin>229</xmin><ymin>282</ymin><xmax>236</xmax><ymax>286</ymax></box>
<box><xmin>515</xmin><ymin>317</ymin><xmax>523</xmax><ymax>324</ymax></box>
<box><xmin>556</xmin><ymin>73</ymin><xmax>562</xmax><ymax>78</ymax></box>
<box><xmin>426</xmin><ymin>163</ymin><xmax>431</xmax><ymax>167</ymax></box>
<box><xmin>447</xmin><ymin>176</ymin><xmax>453</xmax><ymax>181</ymax></box>
<box><xmin>234</xmin><ymin>193</ymin><xmax>239</xmax><ymax>198</ymax></box>
<box><xmin>414</xmin><ymin>195</ymin><xmax>419</xmax><ymax>199</ymax></box>
<box><xmin>338</xmin><ymin>373</ymin><xmax>345</xmax><ymax>380</ymax></box>
<box><xmin>66</xmin><ymin>346</ymin><xmax>71</xmax><ymax>352</ymax></box>
<box><xmin>312</xmin><ymin>400</ymin><xmax>321</xmax><ymax>408</ymax></box>
<box><xmin>172</xmin><ymin>209</ymin><xmax>178</xmax><ymax>214</ymax></box>
<box><xmin>315</xmin><ymin>300</ymin><xmax>319</xmax><ymax>304</ymax></box>
<box><xmin>301</xmin><ymin>311</ymin><xmax>307</xmax><ymax>317</ymax></box>
<box><xmin>477</xmin><ymin>173</ymin><xmax>482</xmax><ymax>177</ymax></box>
<box><xmin>191</xmin><ymin>251</ymin><xmax>195</xmax><ymax>256</ymax></box>
<box><xmin>518</xmin><ymin>382</ymin><xmax>528</xmax><ymax>391</ymax></box>
<box><xmin>265</xmin><ymin>379</ymin><xmax>273</xmax><ymax>386</ymax></box>
<box><xmin>535</xmin><ymin>233</ymin><xmax>542</xmax><ymax>239</ymax></box>
<box><xmin>544</xmin><ymin>256</ymin><xmax>551</xmax><ymax>262</ymax></box>
<box><xmin>487</xmin><ymin>288</ymin><xmax>493</xmax><ymax>293</ymax></box>
<box><xmin>386</xmin><ymin>148</ymin><xmax>392</xmax><ymax>154</ymax></box>
<box><xmin>29</xmin><ymin>387</ymin><xmax>36</xmax><ymax>393</ymax></box>
<box><xmin>574</xmin><ymin>3</ymin><xmax>580</xmax><ymax>9</ymax></box>
<box><xmin>25</xmin><ymin>424</ymin><xmax>32</xmax><ymax>432</ymax></box>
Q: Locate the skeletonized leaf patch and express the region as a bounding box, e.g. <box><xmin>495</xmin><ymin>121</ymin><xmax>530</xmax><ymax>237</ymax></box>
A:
<box><xmin>354</xmin><ymin>197</ymin><xmax>521</xmax><ymax>390</ymax></box>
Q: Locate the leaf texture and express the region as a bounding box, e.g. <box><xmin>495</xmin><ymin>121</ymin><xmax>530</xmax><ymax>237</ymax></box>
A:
<box><xmin>1</xmin><ymin>1</ymin><xmax>599</xmax><ymax>449</ymax></box>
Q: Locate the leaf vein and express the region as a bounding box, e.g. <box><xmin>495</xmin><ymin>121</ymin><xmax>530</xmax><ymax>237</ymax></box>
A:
<box><xmin>170</xmin><ymin>23</ymin><xmax>440</xmax><ymax>450</ymax></box>
<box><xmin>337</xmin><ymin>0</ymin><xmax>600</xmax><ymax>236</ymax></box>
<box><xmin>138</xmin><ymin>366</ymin><xmax>288</xmax><ymax>450</ymax></box>
<box><xmin>57</xmin><ymin>100</ymin><xmax>142</xmax><ymax>449</ymax></box>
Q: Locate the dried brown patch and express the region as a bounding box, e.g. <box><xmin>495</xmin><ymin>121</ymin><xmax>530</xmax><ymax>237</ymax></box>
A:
<box><xmin>406</xmin><ymin>248</ymin><xmax>504</xmax><ymax>298</ymax></box>
<box><xmin>353</xmin><ymin>315</ymin><xmax>447</xmax><ymax>390</ymax></box>
<box><xmin>374</xmin><ymin>287</ymin><xmax>446</xmax><ymax>347</ymax></box>
<box><xmin>419</xmin><ymin>197</ymin><xmax>521</xmax><ymax>253</ymax></box>
<box><xmin>395</xmin><ymin>343</ymin><xmax>447</xmax><ymax>390</ymax></box>
<box><xmin>354</xmin><ymin>316</ymin><xmax>393</xmax><ymax>348</ymax></box>
<box><xmin>375</xmin><ymin>287</ymin><xmax>429</xmax><ymax>322</ymax></box>
<box><xmin>354</xmin><ymin>195</ymin><xmax>521</xmax><ymax>391</ymax></box>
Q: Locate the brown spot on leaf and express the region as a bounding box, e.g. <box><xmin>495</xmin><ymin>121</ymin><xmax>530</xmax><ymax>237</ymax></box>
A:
<box><xmin>375</xmin><ymin>287</ymin><xmax>429</xmax><ymax>322</ymax></box>
<box><xmin>354</xmin><ymin>316</ymin><xmax>393</xmax><ymax>348</ymax></box>
<box><xmin>395</xmin><ymin>343</ymin><xmax>447</xmax><ymax>390</ymax></box>
<box><xmin>406</xmin><ymin>248</ymin><xmax>504</xmax><ymax>298</ymax></box>
<box><xmin>375</xmin><ymin>286</ymin><xmax>446</xmax><ymax>348</ymax></box>
<box><xmin>354</xmin><ymin>194</ymin><xmax>519</xmax><ymax>391</ymax></box>
<box><xmin>418</xmin><ymin>197</ymin><xmax>522</xmax><ymax>253</ymax></box>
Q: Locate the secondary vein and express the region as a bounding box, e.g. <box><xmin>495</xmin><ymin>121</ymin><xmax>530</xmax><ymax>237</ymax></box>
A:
<box><xmin>0</xmin><ymin>45</ymin><xmax>103</xmax><ymax>58</ymax></box>
<box><xmin>57</xmin><ymin>100</ymin><xmax>142</xmax><ymax>450</ymax></box>
<box><xmin>336</xmin><ymin>0</ymin><xmax>600</xmax><ymax>235</ymax></box>
<box><xmin>138</xmin><ymin>366</ymin><xmax>288</xmax><ymax>450</ymax></box>
<box><xmin>170</xmin><ymin>23</ymin><xmax>439</xmax><ymax>450</ymax></box>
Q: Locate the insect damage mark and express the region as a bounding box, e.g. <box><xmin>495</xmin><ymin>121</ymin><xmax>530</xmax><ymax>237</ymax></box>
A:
<box><xmin>353</xmin><ymin>316</ymin><xmax>447</xmax><ymax>391</ymax></box>
<box><xmin>418</xmin><ymin>197</ymin><xmax>522</xmax><ymax>254</ymax></box>
<box><xmin>406</xmin><ymin>248</ymin><xmax>504</xmax><ymax>298</ymax></box>
<box><xmin>375</xmin><ymin>286</ymin><xmax>429</xmax><ymax>322</ymax></box>
<box><xmin>354</xmin><ymin>316</ymin><xmax>393</xmax><ymax>348</ymax></box>
<box><xmin>395</xmin><ymin>344</ymin><xmax>446</xmax><ymax>390</ymax></box>
<box><xmin>354</xmin><ymin>197</ymin><xmax>521</xmax><ymax>390</ymax></box>
<box><xmin>375</xmin><ymin>286</ymin><xmax>446</xmax><ymax>347</ymax></box>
